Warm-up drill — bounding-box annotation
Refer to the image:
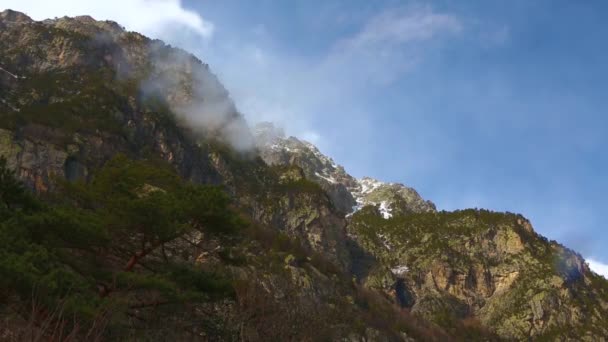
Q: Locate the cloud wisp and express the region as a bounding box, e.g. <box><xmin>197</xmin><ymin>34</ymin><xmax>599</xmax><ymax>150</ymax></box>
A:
<box><xmin>588</xmin><ymin>259</ymin><xmax>608</xmax><ymax>279</ymax></box>
<box><xmin>335</xmin><ymin>5</ymin><xmax>462</xmax><ymax>53</ymax></box>
<box><xmin>140</xmin><ymin>45</ymin><xmax>255</xmax><ymax>152</ymax></box>
<box><xmin>322</xmin><ymin>5</ymin><xmax>462</xmax><ymax>89</ymax></box>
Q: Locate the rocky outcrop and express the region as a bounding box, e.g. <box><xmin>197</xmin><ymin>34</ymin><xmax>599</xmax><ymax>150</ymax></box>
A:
<box><xmin>0</xmin><ymin>9</ymin><xmax>33</xmax><ymax>25</ymax></box>
<box><xmin>208</xmin><ymin>149</ymin><xmax>353</xmax><ymax>270</ymax></box>
<box><xmin>349</xmin><ymin>177</ymin><xmax>436</xmax><ymax>218</ymax></box>
<box><xmin>0</xmin><ymin>127</ymin><xmax>70</xmax><ymax>192</ymax></box>
<box><xmin>254</xmin><ymin>122</ymin><xmax>357</xmax><ymax>213</ymax></box>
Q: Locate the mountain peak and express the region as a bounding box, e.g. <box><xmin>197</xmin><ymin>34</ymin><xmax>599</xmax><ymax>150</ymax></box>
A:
<box><xmin>0</xmin><ymin>9</ymin><xmax>33</xmax><ymax>24</ymax></box>
<box><xmin>253</xmin><ymin>126</ymin><xmax>435</xmax><ymax>216</ymax></box>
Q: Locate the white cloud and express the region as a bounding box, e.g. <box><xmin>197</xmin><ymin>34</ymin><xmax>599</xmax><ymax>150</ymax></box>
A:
<box><xmin>323</xmin><ymin>5</ymin><xmax>461</xmax><ymax>87</ymax></box>
<box><xmin>588</xmin><ymin>259</ymin><xmax>608</xmax><ymax>278</ymax></box>
<box><xmin>339</xmin><ymin>5</ymin><xmax>462</xmax><ymax>49</ymax></box>
<box><xmin>1</xmin><ymin>0</ymin><xmax>214</xmax><ymax>38</ymax></box>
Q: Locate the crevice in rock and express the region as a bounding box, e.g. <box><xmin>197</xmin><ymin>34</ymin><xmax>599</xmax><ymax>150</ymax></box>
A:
<box><xmin>395</xmin><ymin>278</ymin><xmax>415</xmax><ymax>308</ymax></box>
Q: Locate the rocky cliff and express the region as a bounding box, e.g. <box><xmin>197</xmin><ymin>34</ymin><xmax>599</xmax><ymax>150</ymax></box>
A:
<box><xmin>1</xmin><ymin>9</ymin><xmax>607</xmax><ymax>341</ymax></box>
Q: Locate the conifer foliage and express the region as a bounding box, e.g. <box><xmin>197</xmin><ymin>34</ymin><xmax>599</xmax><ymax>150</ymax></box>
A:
<box><xmin>0</xmin><ymin>155</ymin><xmax>241</xmax><ymax>338</ymax></box>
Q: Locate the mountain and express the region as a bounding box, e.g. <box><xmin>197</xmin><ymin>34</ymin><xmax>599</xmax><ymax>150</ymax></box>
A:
<box><xmin>254</xmin><ymin>122</ymin><xmax>608</xmax><ymax>340</ymax></box>
<box><xmin>1</xmin><ymin>10</ymin><xmax>607</xmax><ymax>341</ymax></box>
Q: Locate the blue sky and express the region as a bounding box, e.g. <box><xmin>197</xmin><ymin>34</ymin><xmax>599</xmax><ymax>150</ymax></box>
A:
<box><xmin>4</xmin><ymin>0</ymin><xmax>608</xmax><ymax>272</ymax></box>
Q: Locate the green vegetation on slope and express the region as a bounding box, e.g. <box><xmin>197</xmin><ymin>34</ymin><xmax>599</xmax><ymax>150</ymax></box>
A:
<box><xmin>0</xmin><ymin>155</ymin><xmax>240</xmax><ymax>339</ymax></box>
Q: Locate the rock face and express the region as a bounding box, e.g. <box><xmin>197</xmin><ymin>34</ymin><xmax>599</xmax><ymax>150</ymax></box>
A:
<box><xmin>254</xmin><ymin>122</ymin><xmax>358</xmax><ymax>213</ymax></box>
<box><xmin>1</xmin><ymin>10</ymin><xmax>608</xmax><ymax>341</ymax></box>
<box><xmin>349</xmin><ymin>207</ymin><xmax>608</xmax><ymax>340</ymax></box>
<box><xmin>0</xmin><ymin>9</ymin><xmax>33</xmax><ymax>25</ymax></box>
<box><xmin>349</xmin><ymin>177</ymin><xmax>436</xmax><ymax>217</ymax></box>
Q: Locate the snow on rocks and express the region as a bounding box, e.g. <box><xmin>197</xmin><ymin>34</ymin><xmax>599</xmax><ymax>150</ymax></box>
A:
<box><xmin>254</xmin><ymin>122</ymin><xmax>435</xmax><ymax>218</ymax></box>
<box><xmin>379</xmin><ymin>201</ymin><xmax>393</xmax><ymax>219</ymax></box>
<box><xmin>354</xmin><ymin>177</ymin><xmax>384</xmax><ymax>195</ymax></box>
<box><xmin>314</xmin><ymin>172</ymin><xmax>337</xmax><ymax>184</ymax></box>
<box><xmin>390</xmin><ymin>265</ymin><xmax>409</xmax><ymax>276</ymax></box>
<box><xmin>348</xmin><ymin>177</ymin><xmax>395</xmax><ymax>218</ymax></box>
<box><xmin>255</xmin><ymin>123</ymin><xmax>348</xmax><ymax>185</ymax></box>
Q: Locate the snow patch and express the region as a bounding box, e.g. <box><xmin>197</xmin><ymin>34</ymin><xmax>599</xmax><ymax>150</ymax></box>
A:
<box><xmin>391</xmin><ymin>265</ymin><xmax>409</xmax><ymax>275</ymax></box>
<box><xmin>315</xmin><ymin>172</ymin><xmax>337</xmax><ymax>184</ymax></box>
<box><xmin>348</xmin><ymin>177</ymin><xmax>396</xmax><ymax>217</ymax></box>
<box><xmin>379</xmin><ymin>201</ymin><xmax>392</xmax><ymax>219</ymax></box>
<box><xmin>269</xmin><ymin>142</ymin><xmax>297</xmax><ymax>153</ymax></box>
<box><xmin>358</xmin><ymin>177</ymin><xmax>384</xmax><ymax>195</ymax></box>
<box><xmin>346</xmin><ymin>203</ymin><xmax>363</xmax><ymax>218</ymax></box>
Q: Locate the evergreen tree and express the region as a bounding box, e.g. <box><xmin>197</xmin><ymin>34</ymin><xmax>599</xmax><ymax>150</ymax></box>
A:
<box><xmin>0</xmin><ymin>155</ymin><xmax>242</xmax><ymax>338</ymax></box>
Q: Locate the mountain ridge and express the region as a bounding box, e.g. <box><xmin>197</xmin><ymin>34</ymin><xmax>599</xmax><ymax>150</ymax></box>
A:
<box><xmin>1</xmin><ymin>10</ymin><xmax>607</xmax><ymax>341</ymax></box>
<box><xmin>254</xmin><ymin>121</ymin><xmax>436</xmax><ymax>217</ymax></box>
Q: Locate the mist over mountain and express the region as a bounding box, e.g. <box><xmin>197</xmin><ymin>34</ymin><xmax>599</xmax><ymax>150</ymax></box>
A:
<box><xmin>0</xmin><ymin>10</ymin><xmax>607</xmax><ymax>341</ymax></box>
